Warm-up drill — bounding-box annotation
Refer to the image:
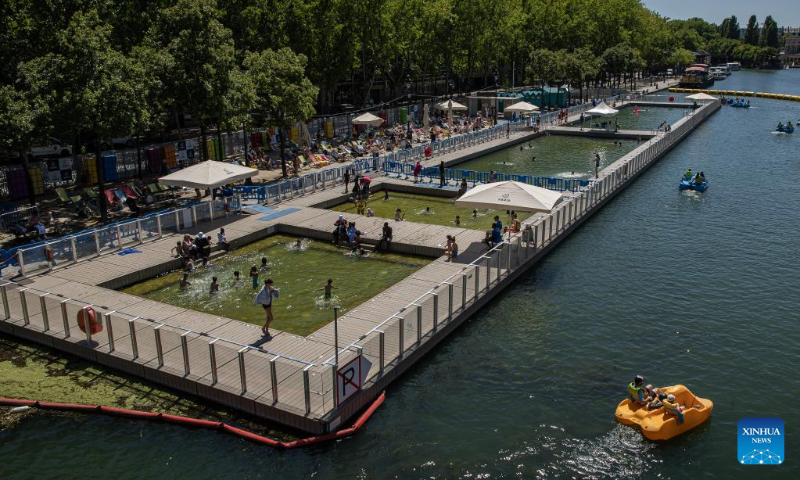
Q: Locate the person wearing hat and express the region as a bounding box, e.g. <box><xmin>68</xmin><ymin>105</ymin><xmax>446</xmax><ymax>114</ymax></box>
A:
<box><xmin>628</xmin><ymin>375</ymin><xmax>647</xmax><ymax>405</ymax></box>
<box><xmin>663</xmin><ymin>394</ymin><xmax>685</xmax><ymax>423</ymax></box>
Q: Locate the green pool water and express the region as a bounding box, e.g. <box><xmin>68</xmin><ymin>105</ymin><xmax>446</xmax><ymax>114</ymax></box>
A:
<box><xmin>454</xmin><ymin>135</ymin><xmax>637</xmax><ymax>179</ymax></box>
<box><xmin>121</xmin><ymin>235</ymin><xmax>428</xmax><ymax>336</ymax></box>
<box><xmin>331</xmin><ymin>191</ymin><xmax>504</xmax><ymax>230</ymax></box>
<box><xmin>581</xmin><ymin>105</ymin><xmax>691</xmax><ymax>131</ymax></box>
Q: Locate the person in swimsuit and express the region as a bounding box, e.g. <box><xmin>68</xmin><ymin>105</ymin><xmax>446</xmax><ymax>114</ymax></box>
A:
<box><xmin>260</xmin><ymin>257</ymin><xmax>271</xmax><ymax>271</ymax></box>
<box><xmin>249</xmin><ymin>265</ymin><xmax>259</xmax><ymax>288</ymax></box>
<box><xmin>255</xmin><ymin>279</ymin><xmax>279</xmax><ymax>337</ymax></box>
<box><xmin>209</xmin><ymin>277</ymin><xmax>219</xmax><ymax>294</ymax></box>
<box><xmin>319</xmin><ymin>279</ymin><xmax>336</xmax><ymax>299</ymax></box>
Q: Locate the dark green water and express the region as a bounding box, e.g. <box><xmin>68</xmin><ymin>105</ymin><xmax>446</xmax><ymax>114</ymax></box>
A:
<box><xmin>121</xmin><ymin>235</ymin><xmax>428</xmax><ymax>336</ymax></box>
<box><xmin>582</xmin><ymin>105</ymin><xmax>691</xmax><ymax>131</ymax></box>
<box><xmin>331</xmin><ymin>192</ymin><xmax>502</xmax><ymax>230</ymax></box>
<box><xmin>1</xmin><ymin>70</ymin><xmax>799</xmax><ymax>478</ymax></box>
<box><xmin>455</xmin><ymin>135</ymin><xmax>638</xmax><ymax>179</ymax></box>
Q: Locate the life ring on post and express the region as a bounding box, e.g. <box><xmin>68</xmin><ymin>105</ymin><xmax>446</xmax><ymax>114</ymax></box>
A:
<box><xmin>77</xmin><ymin>306</ymin><xmax>103</xmax><ymax>334</ymax></box>
<box><xmin>45</xmin><ymin>247</ymin><xmax>54</xmax><ymax>262</ymax></box>
<box><xmin>424</xmin><ymin>146</ymin><xmax>432</xmax><ymax>158</ymax></box>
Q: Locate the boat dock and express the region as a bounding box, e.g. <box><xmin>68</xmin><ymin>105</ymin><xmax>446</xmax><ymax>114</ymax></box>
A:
<box><xmin>0</xmin><ymin>87</ymin><xmax>720</xmax><ymax>436</ymax></box>
<box><xmin>545</xmin><ymin>126</ymin><xmax>658</xmax><ymax>139</ymax></box>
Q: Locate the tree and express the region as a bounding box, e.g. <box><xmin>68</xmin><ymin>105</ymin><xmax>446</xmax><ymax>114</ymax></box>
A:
<box><xmin>744</xmin><ymin>15</ymin><xmax>759</xmax><ymax>45</ymax></box>
<box><xmin>0</xmin><ymin>84</ymin><xmax>51</xmax><ymax>205</ymax></box>
<box><xmin>159</xmin><ymin>0</ymin><xmax>237</xmax><ymax>161</ymax></box>
<box><xmin>25</xmin><ymin>10</ymin><xmax>148</xmax><ymax>221</ymax></box>
<box><xmin>726</xmin><ymin>15</ymin><xmax>740</xmax><ymax>39</ymax></box>
<box><xmin>245</xmin><ymin>48</ymin><xmax>318</xmax><ymax>178</ymax></box>
<box><xmin>760</xmin><ymin>16</ymin><xmax>778</xmax><ymax>48</ymax></box>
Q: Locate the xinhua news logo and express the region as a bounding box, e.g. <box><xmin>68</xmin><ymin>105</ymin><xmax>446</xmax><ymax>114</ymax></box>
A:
<box><xmin>738</xmin><ymin>418</ymin><xmax>784</xmax><ymax>465</ymax></box>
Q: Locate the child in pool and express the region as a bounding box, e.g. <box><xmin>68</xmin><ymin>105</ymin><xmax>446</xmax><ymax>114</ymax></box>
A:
<box><xmin>472</xmin><ymin>209</ymin><xmax>478</xmax><ymax>220</ymax></box>
<box><xmin>209</xmin><ymin>276</ymin><xmax>219</xmax><ymax>294</ymax></box>
<box><xmin>179</xmin><ymin>273</ymin><xmax>191</xmax><ymax>290</ymax></box>
<box><xmin>233</xmin><ymin>270</ymin><xmax>242</xmax><ymax>283</ymax></box>
<box><xmin>249</xmin><ymin>266</ymin><xmax>259</xmax><ymax>288</ymax></box>
<box><xmin>294</xmin><ymin>238</ymin><xmax>303</xmax><ymax>250</ymax></box>
<box><xmin>260</xmin><ymin>256</ymin><xmax>271</xmax><ymax>271</ymax></box>
<box><xmin>319</xmin><ymin>278</ymin><xmax>337</xmax><ymax>299</ymax></box>
<box><xmin>455</xmin><ymin>215</ymin><xmax>461</xmax><ymax>226</ymax></box>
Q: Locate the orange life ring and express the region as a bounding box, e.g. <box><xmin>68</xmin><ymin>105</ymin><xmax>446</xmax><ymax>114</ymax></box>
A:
<box><xmin>45</xmin><ymin>247</ymin><xmax>54</xmax><ymax>262</ymax></box>
<box><xmin>424</xmin><ymin>146</ymin><xmax>432</xmax><ymax>158</ymax></box>
<box><xmin>77</xmin><ymin>306</ymin><xmax>103</xmax><ymax>334</ymax></box>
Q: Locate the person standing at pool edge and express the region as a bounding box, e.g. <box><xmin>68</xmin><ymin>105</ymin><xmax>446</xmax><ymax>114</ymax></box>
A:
<box><xmin>255</xmin><ymin>279</ymin><xmax>280</xmax><ymax>337</ymax></box>
<box><xmin>593</xmin><ymin>154</ymin><xmax>600</xmax><ymax>179</ymax></box>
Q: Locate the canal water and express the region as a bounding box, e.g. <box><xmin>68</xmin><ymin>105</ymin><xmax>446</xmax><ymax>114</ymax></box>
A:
<box><xmin>1</xmin><ymin>70</ymin><xmax>798</xmax><ymax>478</ymax></box>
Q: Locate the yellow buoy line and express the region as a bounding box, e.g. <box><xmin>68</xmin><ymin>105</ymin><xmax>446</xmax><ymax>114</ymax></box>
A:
<box><xmin>669</xmin><ymin>87</ymin><xmax>800</xmax><ymax>102</ymax></box>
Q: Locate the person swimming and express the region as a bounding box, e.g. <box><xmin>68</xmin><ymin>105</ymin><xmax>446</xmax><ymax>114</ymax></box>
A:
<box><xmin>455</xmin><ymin>215</ymin><xmax>461</xmax><ymax>226</ymax></box>
<box><xmin>294</xmin><ymin>238</ymin><xmax>303</xmax><ymax>250</ymax></box>
<box><xmin>319</xmin><ymin>278</ymin><xmax>336</xmax><ymax>299</ymax></box>
<box><xmin>209</xmin><ymin>276</ymin><xmax>219</xmax><ymax>294</ymax></box>
<box><xmin>472</xmin><ymin>209</ymin><xmax>478</xmax><ymax>219</ymax></box>
<box><xmin>233</xmin><ymin>270</ymin><xmax>241</xmax><ymax>283</ymax></box>
<box><xmin>249</xmin><ymin>265</ymin><xmax>259</xmax><ymax>288</ymax></box>
<box><xmin>260</xmin><ymin>256</ymin><xmax>271</xmax><ymax>271</ymax></box>
<box><xmin>394</xmin><ymin>208</ymin><xmax>405</xmax><ymax>221</ymax></box>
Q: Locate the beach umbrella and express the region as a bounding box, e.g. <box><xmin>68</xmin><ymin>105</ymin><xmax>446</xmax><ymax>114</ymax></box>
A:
<box><xmin>158</xmin><ymin>160</ymin><xmax>256</xmax><ymax>189</ymax></box>
<box><xmin>505</xmin><ymin>101</ymin><xmax>540</xmax><ymax>114</ymax></box>
<box><xmin>299</xmin><ymin>122</ymin><xmax>312</xmax><ymax>147</ymax></box>
<box><xmin>351</xmin><ymin>112</ymin><xmax>384</xmax><ymax>127</ymax></box>
<box><xmin>438</xmin><ymin>99</ymin><xmax>467</xmax><ymax>126</ymax></box>
<box><xmin>455</xmin><ymin>181</ymin><xmax>563</xmax><ymax>213</ymax></box>
<box><xmin>686</xmin><ymin>92</ymin><xmax>717</xmax><ymax>103</ymax></box>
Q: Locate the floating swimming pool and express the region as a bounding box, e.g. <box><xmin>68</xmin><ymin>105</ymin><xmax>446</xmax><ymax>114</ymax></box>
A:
<box><xmin>122</xmin><ymin>235</ymin><xmax>429</xmax><ymax>336</ymax></box>
<box><xmin>331</xmin><ymin>191</ymin><xmax>503</xmax><ymax>230</ymax></box>
<box><xmin>453</xmin><ymin>135</ymin><xmax>637</xmax><ymax>179</ymax></box>
<box><xmin>581</xmin><ymin>105</ymin><xmax>691</xmax><ymax>131</ymax></box>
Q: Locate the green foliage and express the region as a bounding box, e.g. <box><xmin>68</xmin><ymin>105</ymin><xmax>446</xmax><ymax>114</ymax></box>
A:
<box><xmin>744</xmin><ymin>15</ymin><xmax>759</xmax><ymax>46</ymax></box>
<box><xmin>760</xmin><ymin>16</ymin><xmax>778</xmax><ymax>48</ymax></box>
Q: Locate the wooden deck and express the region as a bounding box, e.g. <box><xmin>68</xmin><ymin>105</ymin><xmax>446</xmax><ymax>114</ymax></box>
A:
<box><xmin>1</xmin><ymin>82</ymin><xmax>713</xmax><ymax>435</ymax></box>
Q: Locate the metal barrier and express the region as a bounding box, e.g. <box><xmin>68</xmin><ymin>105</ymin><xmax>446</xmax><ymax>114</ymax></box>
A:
<box><xmin>0</xmin><ymin>279</ymin><xmax>330</xmax><ymax>416</ymax></box>
<box><xmin>9</xmin><ymin>196</ymin><xmax>242</xmax><ymax>278</ymax></box>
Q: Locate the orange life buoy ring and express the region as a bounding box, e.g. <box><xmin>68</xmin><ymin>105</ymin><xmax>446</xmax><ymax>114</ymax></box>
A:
<box><xmin>77</xmin><ymin>306</ymin><xmax>102</xmax><ymax>334</ymax></box>
<box><xmin>424</xmin><ymin>146</ymin><xmax>432</xmax><ymax>158</ymax></box>
<box><xmin>45</xmin><ymin>247</ymin><xmax>54</xmax><ymax>262</ymax></box>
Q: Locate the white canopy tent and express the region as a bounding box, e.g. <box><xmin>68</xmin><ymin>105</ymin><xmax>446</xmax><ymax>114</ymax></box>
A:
<box><xmin>504</xmin><ymin>101</ymin><xmax>540</xmax><ymax>114</ymax></box>
<box><xmin>455</xmin><ymin>181</ymin><xmax>563</xmax><ymax>213</ymax></box>
<box><xmin>158</xmin><ymin>160</ymin><xmax>256</xmax><ymax>189</ymax></box>
<box><xmin>686</xmin><ymin>92</ymin><xmax>717</xmax><ymax>102</ymax></box>
<box><xmin>585</xmin><ymin>102</ymin><xmax>619</xmax><ymax>116</ymax></box>
<box><xmin>351</xmin><ymin>112</ymin><xmax>384</xmax><ymax>127</ymax></box>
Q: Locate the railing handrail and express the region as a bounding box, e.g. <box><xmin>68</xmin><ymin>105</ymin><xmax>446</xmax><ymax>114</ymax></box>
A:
<box><xmin>0</xmin><ymin>277</ymin><xmax>318</xmax><ymax>368</ymax></box>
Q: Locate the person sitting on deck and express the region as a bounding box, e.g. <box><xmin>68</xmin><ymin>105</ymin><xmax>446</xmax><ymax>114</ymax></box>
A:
<box><xmin>683</xmin><ymin>169</ymin><xmax>693</xmax><ymax>181</ymax></box>
<box><xmin>332</xmin><ymin>214</ymin><xmax>348</xmax><ymax>244</ymax></box>
<box><xmin>628</xmin><ymin>375</ymin><xmax>647</xmax><ymax>405</ymax></box>
<box><xmin>491</xmin><ymin>222</ymin><xmax>503</xmax><ymax>245</ymax></box>
<box><xmin>663</xmin><ymin>394</ymin><xmax>685</xmax><ymax>423</ymax></box>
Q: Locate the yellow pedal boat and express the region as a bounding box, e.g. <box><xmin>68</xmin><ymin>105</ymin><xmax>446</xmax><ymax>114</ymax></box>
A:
<box><xmin>615</xmin><ymin>384</ymin><xmax>713</xmax><ymax>441</ymax></box>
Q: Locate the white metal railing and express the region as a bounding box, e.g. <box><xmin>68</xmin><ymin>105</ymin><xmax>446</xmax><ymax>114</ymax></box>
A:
<box><xmin>10</xmin><ymin>196</ymin><xmax>242</xmax><ymax>278</ymax></box>
<box><xmin>0</xmin><ymin>279</ymin><xmax>331</xmax><ymax>416</ymax></box>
